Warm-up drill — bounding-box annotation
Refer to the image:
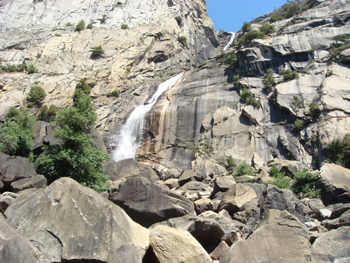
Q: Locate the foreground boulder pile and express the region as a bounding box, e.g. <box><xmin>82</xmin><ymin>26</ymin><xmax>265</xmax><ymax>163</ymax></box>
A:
<box><xmin>1</xmin><ymin>155</ymin><xmax>350</xmax><ymax>262</ymax></box>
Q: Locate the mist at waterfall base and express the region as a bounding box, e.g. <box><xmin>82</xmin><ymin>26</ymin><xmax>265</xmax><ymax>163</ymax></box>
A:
<box><xmin>113</xmin><ymin>73</ymin><xmax>184</xmax><ymax>162</ymax></box>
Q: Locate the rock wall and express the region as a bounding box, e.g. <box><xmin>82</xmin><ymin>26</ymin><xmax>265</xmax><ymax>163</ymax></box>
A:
<box><xmin>139</xmin><ymin>0</ymin><xmax>350</xmax><ymax>171</ymax></box>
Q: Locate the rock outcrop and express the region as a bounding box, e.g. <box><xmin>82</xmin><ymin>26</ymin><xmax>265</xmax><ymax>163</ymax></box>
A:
<box><xmin>5</xmin><ymin>177</ymin><xmax>149</xmax><ymax>262</ymax></box>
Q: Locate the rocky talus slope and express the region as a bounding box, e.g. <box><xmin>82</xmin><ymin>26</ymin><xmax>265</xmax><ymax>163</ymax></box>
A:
<box><xmin>1</xmin><ymin>0</ymin><xmax>350</xmax><ymax>262</ymax></box>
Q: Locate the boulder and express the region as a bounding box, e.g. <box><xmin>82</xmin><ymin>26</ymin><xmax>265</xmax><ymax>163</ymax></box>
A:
<box><xmin>109</xmin><ymin>175</ymin><xmax>195</xmax><ymax>227</ymax></box>
<box><xmin>0</xmin><ymin>192</ymin><xmax>18</xmax><ymax>213</ymax></box>
<box><xmin>0</xmin><ymin>214</ymin><xmax>49</xmax><ymax>263</ymax></box>
<box><xmin>163</xmin><ymin>168</ymin><xmax>182</xmax><ymax>180</ymax></box>
<box><xmin>148</xmin><ymin>225</ymin><xmax>212</xmax><ymax>263</ymax></box>
<box><xmin>322</xmin><ymin>210</ymin><xmax>350</xmax><ymax>230</ymax></box>
<box><xmin>195</xmin><ymin>198</ymin><xmax>213</xmax><ymax>214</ymax></box>
<box><xmin>312</xmin><ymin>226</ymin><xmax>350</xmax><ymax>262</ymax></box>
<box><xmin>268</xmin><ymin>160</ymin><xmax>305</xmax><ymax>176</ymax></box>
<box><xmin>0</xmin><ymin>153</ymin><xmax>36</xmax><ymax>189</ymax></box>
<box><xmin>10</xmin><ymin>174</ymin><xmax>47</xmax><ymax>193</ymax></box>
<box><xmin>5</xmin><ymin>177</ymin><xmax>149</xmax><ymax>263</ymax></box>
<box><xmin>103</xmin><ymin>158</ymin><xmax>157</xmax><ymax>183</ymax></box>
<box><xmin>219</xmin><ymin>184</ymin><xmax>258</xmax><ymax>216</ymax></box>
<box><xmin>209</xmin><ymin>240</ymin><xmax>230</xmax><ymax>261</ymax></box>
<box><xmin>163</xmin><ymin>178</ymin><xmax>179</xmax><ymax>189</ymax></box>
<box><xmin>153</xmin><ymin>214</ymin><xmax>225</xmax><ymax>248</ymax></box>
<box><xmin>318</xmin><ymin>163</ymin><xmax>350</xmax><ymax>205</ymax></box>
<box><xmin>220</xmin><ymin>210</ymin><xmax>311</xmax><ymax>263</ymax></box>
<box><xmin>263</xmin><ymin>185</ymin><xmax>311</xmax><ymax>222</ymax></box>
<box><xmin>212</xmin><ymin>176</ymin><xmax>236</xmax><ymax>196</ymax></box>
<box><xmin>180</xmin><ymin>181</ymin><xmax>213</xmax><ymax>198</ymax></box>
<box><xmin>179</xmin><ymin>170</ymin><xmax>197</xmax><ymax>186</ymax></box>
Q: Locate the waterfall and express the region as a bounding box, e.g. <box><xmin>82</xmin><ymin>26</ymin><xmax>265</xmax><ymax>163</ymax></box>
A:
<box><xmin>223</xmin><ymin>32</ymin><xmax>236</xmax><ymax>51</ymax></box>
<box><xmin>113</xmin><ymin>73</ymin><xmax>184</xmax><ymax>162</ymax></box>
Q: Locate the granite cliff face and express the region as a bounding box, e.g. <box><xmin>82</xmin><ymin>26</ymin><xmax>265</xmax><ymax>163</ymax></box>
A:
<box><xmin>139</xmin><ymin>0</ymin><xmax>350</xmax><ymax>173</ymax></box>
<box><xmin>0</xmin><ymin>0</ymin><xmax>217</xmax><ymax>135</ymax></box>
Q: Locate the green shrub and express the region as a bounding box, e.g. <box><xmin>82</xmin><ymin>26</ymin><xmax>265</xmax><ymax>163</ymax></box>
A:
<box><xmin>238</xmin><ymin>30</ymin><xmax>266</xmax><ymax>46</ymax></box>
<box><xmin>37</xmin><ymin>105</ymin><xmax>58</xmax><ymax>122</ymax></box>
<box><xmin>270</xmin><ymin>14</ymin><xmax>283</xmax><ymax>23</ymax></box>
<box><xmin>177</xmin><ymin>36</ymin><xmax>188</xmax><ymax>47</ymax></box>
<box><xmin>0</xmin><ymin>107</ymin><xmax>35</xmax><ymax>158</ymax></box>
<box><xmin>309</xmin><ymin>103</ymin><xmax>319</xmax><ymax>117</ymax></box>
<box><xmin>291</xmin><ymin>96</ymin><xmax>304</xmax><ymax>112</ymax></box>
<box><xmin>259</xmin><ymin>23</ymin><xmax>276</xmax><ymax>35</ymax></box>
<box><xmin>36</xmin><ymin>52</ymin><xmax>42</xmax><ymax>59</ymax></box>
<box><xmin>241</xmin><ymin>22</ymin><xmax>252</xmax><ymax>33</ymax></box>
<box><xmin>327</xmin><ymin>133</ymin><xmax>350</xmax><ymax>168</ymax></box>
<box><xmin>268</xmin><ymin>176</ymin><xmax>291</xmax><ymax>189</ymax></box>
<box><xmin>73</xmin><ymin>78</ymin><xmax>92</xmax><ymax>105</ymax></box>
<box><xmin>87</xmin><ymin>23</ymin><xmax>93</xmax><ymax>29</ymax></box>
<box><xmin>282</xmin><ymin>3</ymin><xmax>301</xmax><ymax>19</ymax></box>
<box><xmin>101</xmin><ymin>14</ymin><xmax>107</xmax><ymax>24</ymax></box>
<box><xmin>75</xmin><ymin>20</ymin><xmax>85</xmax><ymax>31</ymax></box>
<box><xmin>240</xmin><ymin>88</ymin><xmax>261</xmax><ymax>108</ymax></box>
<box><xmin>6</xmin><ymin>107</ymin><xmax>20</xmax><ymax>118</ymax></box>
<box><xmin>27</xmin><ymin>86</ymin><xmax>46</xmax><ymax>106</ymax></box>
<box><xmin>38</xmin><ymin>95</ymin><xmax>109</xmax><ymax>192</ymax></box>
<box><xmin>107</xmin><ymin>89</ymin><xmax>120</xmax><ymax>98</ymax></box>
<box><xmin>27</xmin><ymin>64</ymin><xmax>37</xmax><ymax>74</ymax></box>
<box><xmin>294</xmin><ymin>119</ymin><xmax>305</xmax><ymax>132</ymax></box>
<box><xmin>291</xmin><ymin>169</ymin><xmax>320</xmax><ymax>198</ymax></box>
<box><xmin>65</xmin><ymin>22</ymin><xmax>73</xmax><ymax>27</ymax></box>
<box><xmin>235</xmin><ymin>161</ymin><xmax>255</xmax><ymax>177</ymax></box>
<box><xmin>282</xmin><ymin>69</ymin><xmax>299</xmax><ymax>81</ymax></box>
<box><xmin>90</xmin><ymin>45</ymin><xmax>104</xmax><ymax>59</ymax></box>
<box><xmin>227</xmin><ymin>155</ymin><xmax>236</xmax><ymax>171</ymax></box>
<box><xmin>333</xmin><ymin>34</ymin><xmax>346</xmax><ymax>43</ymax></box>
<box><xmin>233</xmin><ymin>75</ymin><xmax>240</xmax><ymax>86</ymax></box>
<box><xmin>121</xmin><ymin>24</ymin><xmax>128</xmax><ymax>30</ymax></box>
<box><xmin>263</xmin><ymin>68</ymin><xmax>275</xmax><ymax>92</ymax></box>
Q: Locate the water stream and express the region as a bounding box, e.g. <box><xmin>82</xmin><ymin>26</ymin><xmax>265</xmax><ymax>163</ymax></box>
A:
<box><xmin>113</xmin><ymin>73</ymin><xmax>184</xmax><ymax>162</ymax></box>
<box><xmin>223</xmin><ymin>32</ymin><xmax>236</xmax><ymax>51</ymax></box>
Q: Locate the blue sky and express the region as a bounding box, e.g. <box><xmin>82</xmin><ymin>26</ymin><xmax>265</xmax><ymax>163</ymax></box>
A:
<box><xmin>206</xmin><ymin>0</ymin><xmax>287</xmax><ymax>32</ymax></box>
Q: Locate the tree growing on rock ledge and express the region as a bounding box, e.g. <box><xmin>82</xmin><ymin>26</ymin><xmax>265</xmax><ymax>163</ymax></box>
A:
<box><xmin>38</xmin><ymin>95</ymin><xmax>109</xmax><ymax>192</ymax></box>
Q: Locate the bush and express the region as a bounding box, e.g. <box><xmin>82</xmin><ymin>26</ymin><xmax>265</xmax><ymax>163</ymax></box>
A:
<box><xmin>282</xmin><ymin>69</ymin><xmax>299</xmax><ymax>81</ymax></box>
<box><xmin>241</xmin><ymin>22</ymin><xmax>252</xmax><ymax>33</ymax></box>
<box><xmin>294</xmin><ymin>119</ymin><xmax>305</xmax><ymax>132</ymax></box>
<box><xmin>90</xmin><ymin>45</ymin><xmax>104</xmax><ymax>59</ymax></box>
<box><xmin>0</xmin><ymin>107</ymin><xmax>35</xmax><ymax>158</ymax></box>
<box><xmin>37</xmin><ymin>105</ymin><xmax>58</xmax><ymax>122</ymax></box>
<box><xmin>177</xmin><ymin>36</ymin><xmax>188</xmax><ymax>47</ymax></box>
<box><xmin>235</xmin><ymin>161</ymin><xmax>255</xmax><ymax>177</ymax></box>
<box><xmin>259</xmin><ymin>23</ymin><xmax>276</xmax><ymax>35</ymax></box>
<box><xmin>65</xmin><ymin>22</ymin><xmax>73</xmax><ymax>27</ymax></box>
<box><xmin>270</xmin><ymin>14</ymin><xmax>283</xmax><ymax>23</ymax></box>
<box><xmin>27</xmin><ymin>86</ymin><xmax>46</xmax><ymax>106</ymax></box>
<box><xmin>75</xmin><ymin>20</ymin><xmax>85</xmax><ymax>32</ymax></box>
<box><xmin>327</xmin><ymin>134</ymin><xmax>350</xmax><ymax>168</ymax></box>
<box><xmin>227</xmin><ymin>155</ymin><xmax>236</xmax><ymax>171</ymax></box>
<box><xmin>38</xmin><ymin>95</ymin><xmax>109</xmax><ymax>192</ymax></box>
<box><xmin>268</xmin><ymin>165</ymin><xmax>291</xmax><ymax>189</ymax></box>
<box><xmin>291</xmin><ymin>96</ymin><xmax>304</xmax><ymax>112</ymax></box>
<box><xmin>282</xmin><ymin>3</ymin><xmax>301</xmax><ymax>19</ymax></box>
<box><xmin>238</xmin><ymin>30</ymin><xmax>266</xmax><ymax>46</ymax></box>
<box><xmin>6</xmin><ymin>107</ymin><xmax>20</xmax><ymax>118</ymax></box>
<box><xmin>27</xmin><ymin>64</ymin><xmax>37</xmax><ymax>74</ymax></box>
<box><xmin>263</xmin><ymin>68</ymin><xmax>275</xmax><ymax>92</ymax></box>
<box><xmin>73</xmin><ymin>78</ymin><xmax>92</xmax><ymax>105</ymax></box>
<box><xmin>221</xmin><ymin>51</ymin><xmax>237</xmax><ymax>68</ymax></box>
<box><xmin>333</xmin><ymin>34</ymin><xmax>346</xmax><ymax>43</ymax></box>
<box><xmin>121</xmin><ymin>24</ymin><xmax>128</xmax><ymax>30</ymax></box>
<box><xmin>240</xmin><ymin>88</ymin><xmax>261</xmax><ymax>108</ymax></box>
<box><xmin>291</xmin><ymin>169</ymin><xmax>320</xmax><ymax>198</ymax></box>
<box><xmin>233</xmin><ymin>75</ymin><xmax>240</xmax><ymax>86</ymax></box>
<box><xmin>87</xmin><ymin>23</ymin><xmax>93</xmax><ymax>29</ymax></box>
<box><xmin>1</xmin><ymin>64</ymin><xmax>27</xmax><ymax>73</ymax></box>
<box><xmin>309</xmin><ymin>103</ymin><xmax>319</xmax><ymax>117</ymax></box>
<box><xmin>107</xmin><ymin>89</ymin><xmax>120</xmax><ymax>98</ymax></box>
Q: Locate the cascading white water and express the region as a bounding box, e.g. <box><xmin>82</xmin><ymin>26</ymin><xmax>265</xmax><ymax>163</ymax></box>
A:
<box><xmin>113</xmin><ymin>73</ymin><xmax>184</xmax><ymax>162</ymax></box>
<box><xmin>223</xmin><ymin>32</ymin><xmax>236</xmax><ymax>51</ymax></box>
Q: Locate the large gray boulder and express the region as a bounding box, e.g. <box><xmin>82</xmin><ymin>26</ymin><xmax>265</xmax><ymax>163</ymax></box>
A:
<box><xmin>148</xmin><ymin>225</ymin><xmax>212</xmax><ymax>263</ymax></box>
<box><xmin>109</xmin><ymin>175</ymin><xmax>195</xmax><ymax>227</ymax></box>
<box><xmin>318</xmin><ymin>163</ymin><xmax>350</xmax><ymax>205</ymax></box>
<box><xmin>312</xmin><ymin>226</ymin><xmax>350</xmax><ymax>262</ymax></box>
<box><xmin>5</xmin><ymin>177</ymin><xmax>149</xmax><ymax>263</ymax></box>
<box><xmin>220</xmin><ymin>210</ymin><xmax>311</xmax><ymax>263</ymax></box>
<box><xmin>103</xmin><ymin>158</ymin><xmax>157</xmax><ymax>183</ymax></box>
<box><xmin>0</xmin><ymin>214</ymin><xmax>49</xmax><ymax>263</ymax></box>
<box><xmin>0</xmin><ymin>152</ymin><xmax>36</xmax><ymax>190</ymax></box>
<box><xmin>10</xmin><ymin>174</ymin><xmax>47</xmax><ymax>193</ymax></box>
<box><xmin>152</xmin><ymin>214</ymin><xmax>225</xmax><ymax>248</ymax></box>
